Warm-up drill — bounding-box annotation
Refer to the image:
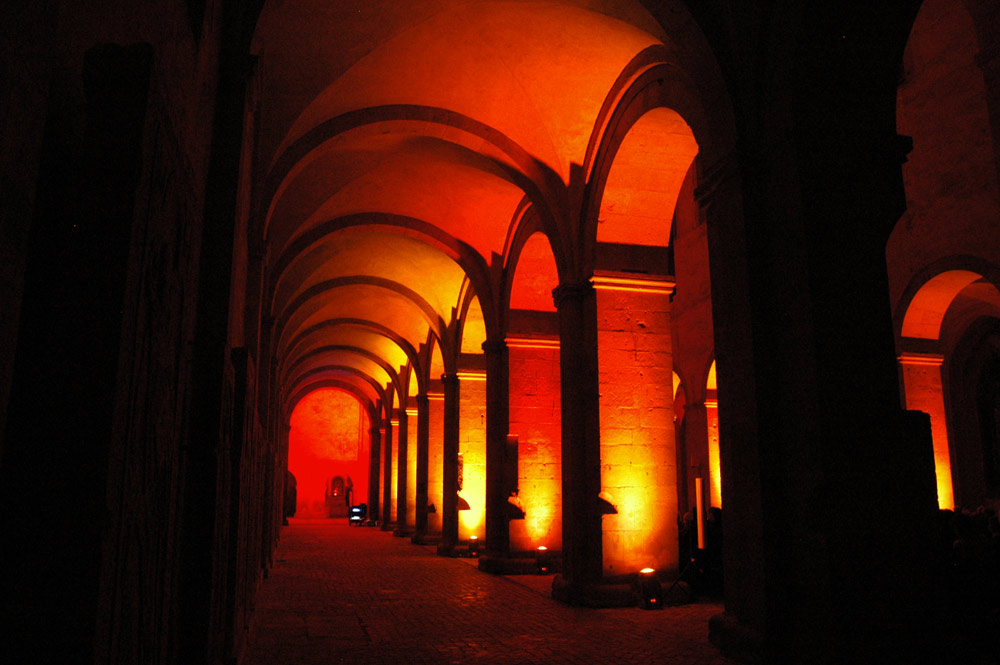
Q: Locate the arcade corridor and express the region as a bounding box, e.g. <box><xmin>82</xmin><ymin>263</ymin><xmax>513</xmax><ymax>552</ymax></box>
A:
<box><xmin>3</xmin><ymin>1</ymin><xmax>1000</xmax><ymax>665</ymax></box>
<box><xmin>243</xmin><ymin>519</ymin><xmax>733</xmax><ymax>665</ymax></box>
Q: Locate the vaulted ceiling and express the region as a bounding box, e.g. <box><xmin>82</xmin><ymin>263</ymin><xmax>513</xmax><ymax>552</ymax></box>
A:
<box><xmin>251</xmin><ymin>0</ymin><xmax>695</xmax><ymax>419</ymax></box>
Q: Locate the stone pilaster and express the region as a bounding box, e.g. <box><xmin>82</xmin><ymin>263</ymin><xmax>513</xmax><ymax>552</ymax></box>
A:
<box><xmin>438</xmin><ymin>374</ymin><xmax>460</xmax><ymax>554</ymax></box>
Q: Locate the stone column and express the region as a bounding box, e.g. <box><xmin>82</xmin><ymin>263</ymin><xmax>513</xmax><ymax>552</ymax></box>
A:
<box><xmin>898</xmin><ymin>352</ymin><xmax>953</xmax><ymax>509</ymax></box>
<box><xmin>413</xmin><ymin>394</ymin><xmax>430</xmax><ymax>540</ymax></box>
<box><xmin>394</xmin><ymin>407</ymin><xmax>410</xmax><ymax>535</ymax></box>
<box><xmin>552</xmin><ymin>282</ymin><xmax>603</xmax><ymax>590</ymax></box>
<box><xmin>405</xmin><ymin>405</ymin><xmax>418</xmax><ymax>529</ymax></box>
<box><xmin>483</xmin><ymin>339</ymin><xmax>511</xmax><ymax>556</ymax></box>
<box><xmin>368</xmin><ymin>425</ymin><xmax>381</xmax><ymax>518</ymax></box>
<box><xmin>593</xmin><ymin>272</ymin><xmax>678</xmax><ymax>577</ymax></box>
<box><xmin>680</xmin><ymin>401</ymin><xmax>708</xmax><ymax>516</ymax></box>
<box><xmin>381</xmin><ymin>417</ymin><xmax>394</xmax><ymax>530</ymax></box>
<box><xmin>972</xmin><ymin>14</ymin><xmax>1000</xmax><ymax>190</ymax></box>
<box><xmin>439</xmin><ymin>373</ymin><xmax>460</xmax><ymax>554</ymax></box>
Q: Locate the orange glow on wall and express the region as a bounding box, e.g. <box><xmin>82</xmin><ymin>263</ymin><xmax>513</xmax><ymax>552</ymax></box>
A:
<box><xmin>390</xmin><ymin>415</ymin><xmax>400</xmax><ymax>523</ymax></box>
<box><xmin>509</xmin><ymin>233</ymin><xmax>559</xmax><ymax>312</ymax></box>
<box><xmin>901</xmin><ymin>270</ymin><xmax>982</xmax><ymax>339</ymax></box>
<box><xmin>508</xmin><ymin>340</ymin><xmax>562</xmax><ymax>550</ymax></box>
<box><xmin>288</xmin><ymin>388</ymin><xmax>369</xmax><ymax>517</ymax></box>
<box><xmin>458</xmin><ymin>372</ymin><xmax>486</xmax><ymax>540</ymax></box>
<box><xmin>595</xmin><ymin>275</ymin><xmax>678</xmax><ymax>575</ymax></box>
<box><xmin>598</xmin><ymin>108</ymin><xmax>698</xmax><ymax>248</ymax></box>
<box><xmin>705</xmin><ymin>394</ymin><xmax>722</xmax><ymax>508</ymax></box>
<box><xmin>898</xmin><ymin>353</ymin><xmax>955</xmax><ymax>509</ymax></box>
<box><xmin>427</xmin><ymin>393</ymin><xmax>445</xmax><ymax>535</ymax></box>
<box><xmin>406</xmin><ymin>406</ymin><xmax>418</xmax><ymax>527</ymax></box>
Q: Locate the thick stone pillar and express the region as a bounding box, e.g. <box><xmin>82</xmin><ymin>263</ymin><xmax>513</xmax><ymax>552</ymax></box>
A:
<box><xmin>439</xmin><ymin>373</ymin><xmax>460</xmax><ymax>553</ymax></box>
<box><xmin>405</xmin><ymin>405</ymin><xmax>418</xmax><ymax>529</ymax></box>
<box><xmin>971</xmin><ymin>9</ymin><xmax>1000</xmax><ymax>189</ymax></box>
<box><xmin>483</xmin><ymin>340</ymin><xmax>511</xmax><ymax>556</ymax></box>
<box><xmin>381</xmin><ymin>417</ymin><xmax>394</xmax><ymax>530</ymax></box>
<box><xmin>1</xmin><ymin>43</ymin><xmax>155</xmax><ymax>664</ymax></box>
<box><xmin>394</xmin><ymin>407</ymin><xmax>410</xmax><ymax>535</ymax></box>
<box><xmin>368</xmin><ymin>426</ymin><xmax>381</xmax><ymax>519</ymax></box>
<box><xmin>594</xmin><ymin>273</ymin><xmax>678</xmax><ymax>577</ymax></box>
<box><xmin>552</xmin><ymin>283</ymin><xmax>603</xmax><ymax>590</ymax></box>
<box><xmin>413</xmin><ymin>394</ymin><xmax>430</xmax><ymax>540</ymax></box>
<box><xmin>899</xmin><ymin>352</ymin><xmax>953</xmax><ymax>509</ymax></box>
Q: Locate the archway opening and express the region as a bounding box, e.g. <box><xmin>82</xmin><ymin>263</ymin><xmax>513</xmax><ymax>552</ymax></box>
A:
<box><xmin>288</xmin><ymin>387</ymin><xmax>371</xmax><ymax>518</ymax></box>
<box><xmin>507</xmin><ymin>230</ymin><xmax>562</xmax><ymax>551</ymax></box>
<box><xmin>594</xmin><ymin>106</ymin><xmax>697</xmax><ymax>577</ymax></box>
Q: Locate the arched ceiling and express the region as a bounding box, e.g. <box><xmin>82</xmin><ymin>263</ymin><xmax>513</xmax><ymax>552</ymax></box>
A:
<box><xmin>902</xmin><ymin>270</ymin><xmax>985</xmax><ymax>339</ymax></box>
<box><xmin>253</xmin><ymin>0</ymin><xmax>687</xmax><ymax>418</ymax></box>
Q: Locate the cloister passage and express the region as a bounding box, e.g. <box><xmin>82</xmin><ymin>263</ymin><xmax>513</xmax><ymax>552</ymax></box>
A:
<box><xmin>258</xmin><ymin>0</ymin><xmax>729</xmax><ymax>591</ymax></box>
<box><xmin>8</xmin><ymin>1</ymin><xmax>1000</xmax><ymax>664</ymax></box>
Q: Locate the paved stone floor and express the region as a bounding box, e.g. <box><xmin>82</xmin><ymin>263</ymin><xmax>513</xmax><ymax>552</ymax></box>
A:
<box><xmin>243</xmin><ymin>519</ymin><xmax>737</xmax><ymax>665</ymax></box>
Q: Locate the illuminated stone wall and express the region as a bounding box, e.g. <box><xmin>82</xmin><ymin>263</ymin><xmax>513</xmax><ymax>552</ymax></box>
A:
<box><xmin>596</xmin><ymin>279</ymin><xmax>678</xmax><ymax>576</ymax></box>
<box><xmin>458</xmin><ymin>373</ymin><xmax>487</xmax><ymax>540</ymax></box>
<box><xmin>390</xmin><ymin>415</ymin><xmax>399</xmax><ymax>523</ymax></box>
<box><xmin>406</xmin><ymin>407</ymin><xmax>417</xmax><ymax>527</ymax></box>
<box><xmin>508</xmin><ymin>342</ymin><xmax>562</xmax><ymax>551</ymax></box>
<box><xmin>288</xmin><ymin>389</ymin><xmax>369</xmax><ymax>518</ymax></box>
<box><xmin>427</xmin><ymin>394</ymin><xmax>444</xmax><ymax>534</ymax></box>
<box><xmin>899</xmin><ymin>354</ymin><xmax>953</xmax><ymax>508</ymax></box>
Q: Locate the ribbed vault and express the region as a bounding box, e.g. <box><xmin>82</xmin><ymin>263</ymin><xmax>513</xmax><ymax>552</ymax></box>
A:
<box><xmin>251</xmin><ymin>0</ymin><xmax>704</xmax><ymax>474</ymax></box>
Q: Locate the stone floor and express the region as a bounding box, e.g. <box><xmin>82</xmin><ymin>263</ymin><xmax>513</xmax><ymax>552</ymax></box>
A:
<box><xmin>242</xmin><ymin>519</ymin><xmax>737</xmax><ymax>665</ymax></box>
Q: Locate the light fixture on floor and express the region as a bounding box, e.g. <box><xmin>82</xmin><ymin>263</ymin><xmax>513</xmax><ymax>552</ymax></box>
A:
<box><xmin>536</xmin><ymin>546</ymin><xmax>553</xmax><ymax>574</ymax></box>
<box><xmin>468</xmin><ymin>535</ymin><xmax>480</xmax><ymax>557</ymax></box>
<box><xmin>637</xmin><ymin>568</ymin><xmax>663</xmax><ymax>609</ymax></box>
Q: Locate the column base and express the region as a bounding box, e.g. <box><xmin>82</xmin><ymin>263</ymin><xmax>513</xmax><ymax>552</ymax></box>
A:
<box><xmin>380</xmin><ymin>521</ymin><xmax>396</xmax><ymax>532</ymax></box>
<box><xmin>551</xmin><ymin>572</ymin><xmax>692</xmax><ymax>608</ymax></box>
<box><xmin>392</xmin><ymin>527</ymin><xmax>413</xmax><ymax>538</ymax></box>
<box><xmin>478</xmin><ymin>550</ymin><xmax>563</xmax><ymax>575</ymax></box>
<box><xmin>708</xmin><ymin>612</ymin><xmax>762</xmax><ymax>664</ymax></box>
<box><xmin>410</xmin><ymin>531</ymin><xmax>441</xmax><ymax>546</ymax></box>
<box><xmin>550</xmin><ymin>575</ymin><xmax>637</xmax><ymax>608</ymax></box>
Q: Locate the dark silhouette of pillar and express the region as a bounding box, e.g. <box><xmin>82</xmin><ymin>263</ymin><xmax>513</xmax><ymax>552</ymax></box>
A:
<box><xmin>368</xmin><ymin>425</ymin><xmax>381</xmax><ymax>519</ymax></box>
<box><xmin>1</xmin><ymin>43</ymin><xmax>154</xmax><ymax>663</ymax></box>
<box><xmin>394</xmin><ymin>406</ymin><xmax>409</xmax><ymax>535</ymax></box>
<box><xmin>552</xmin><ymin>282</ymin><xmax>603</xmax><ymax>589</ymax></box>
<box><xmin>483</xmin><ymin>339</ymin><xmax>511</xmax><ymax>556</ymax></box>
<box><xmin>439</xmin><ymin>373</ymin><xmax>460</xmax><ymax>554</ymax></box>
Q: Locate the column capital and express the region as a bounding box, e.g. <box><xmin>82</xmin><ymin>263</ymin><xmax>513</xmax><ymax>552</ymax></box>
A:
<box><xmin>440</xmin><ymin>372</ymin><xmax>459</xmax><ymax>386</ymax></box>
<box><xmin>415</xmin><ymin>392</ymin><xmax>430</xmax><ymax>406</ymax></box>
<box><xmin>551</xmin><ymin>281</ymin><xmax>593</xmax><ymax>309</ymax></box>
<box><xmin>591</xmin><ymin>270</ymin><xmax>675</xmax><ymax>295</ymax></box>
<box><xmin>897</xmin><ymin>352</ymin><xmax>944</xmax><ymax>367</ymax></box>
<box><xmin>482</xmin><ymin>339</ymin><xmax>507</xmax><ymax>355</ymax></box>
